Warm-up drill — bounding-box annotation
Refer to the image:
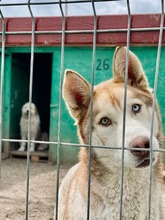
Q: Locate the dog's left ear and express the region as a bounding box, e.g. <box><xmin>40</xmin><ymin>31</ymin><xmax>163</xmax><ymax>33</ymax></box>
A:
<box><xmin>113</xmin><ymin>47</ymin><xmax>149</xmax><ymax>90</ymax></box>
<box><xmin>63</xmin><ymin>69</ymin><xmax>91</xmax><ymax>121</ymax></box>
<box><xmin>34</xmin><ymin>105</ymin><xmax>38</xmax><ymax>115</ymax></box>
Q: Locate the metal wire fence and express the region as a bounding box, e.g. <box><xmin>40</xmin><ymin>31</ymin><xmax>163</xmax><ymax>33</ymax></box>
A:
<box><xmin>0</xmin><ymin>0</ymin><xmax>165</xmax><ymax>220</ymax></box>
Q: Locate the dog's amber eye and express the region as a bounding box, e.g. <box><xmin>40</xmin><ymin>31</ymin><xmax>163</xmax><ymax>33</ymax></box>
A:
<box><xmin>99</xmin><ymin>117</ymin><xmax>111</xmax><ymax>126</ymax></box>
<box><xmin>132</xmin><ymin>104</ymin><xmax>141</xmax><ymax>113</ymax></box>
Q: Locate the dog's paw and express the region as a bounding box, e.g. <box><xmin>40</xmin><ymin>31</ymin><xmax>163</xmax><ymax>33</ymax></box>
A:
<box><xmin>38</xmin><ymin>144</ymin><xmax>48</xmax><ymax>151</ymax></box>
<box><xmin>30</xmin><ymin>146</ymin><xmax>35</xmax><ymax>152</ymax></box>
<box><xmin>18</xmin><ymin>146</ymin><xmax>25</xmax><ymax>151</ymax></box>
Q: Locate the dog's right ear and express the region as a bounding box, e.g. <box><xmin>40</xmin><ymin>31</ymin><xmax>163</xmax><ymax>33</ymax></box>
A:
<box><xmin>113</xmin><ymin>47</ymin><xmax>149</xmax><ymax>90</ymax></box>
<box><xmin>63</xmin><ymin>70</ymin><xmax>91</xmax><ymax>121</ymax></box>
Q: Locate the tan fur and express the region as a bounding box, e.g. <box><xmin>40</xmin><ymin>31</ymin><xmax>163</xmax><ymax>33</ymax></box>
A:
<box><xmin>58</xmin><ymin>47</ymin><xmax>165</xmax><ymax>219</ymax></box>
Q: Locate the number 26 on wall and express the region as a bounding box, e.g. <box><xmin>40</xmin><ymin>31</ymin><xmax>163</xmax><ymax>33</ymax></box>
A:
<box><xmin>96</xmin><ymin>58</ymin><xmax>110</xmax><ymax>71</ymax></box>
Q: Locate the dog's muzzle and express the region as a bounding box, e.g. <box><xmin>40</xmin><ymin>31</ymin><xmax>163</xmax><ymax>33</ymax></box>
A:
<box><xmin>129</xmin><ymin>136</ymin><xmax>156</xmax><ymax>168</ymax></box>
<box><xmin>23</xmin><ymin>110</ymin><xmax>29</xmax><ymax>117</ymax></box>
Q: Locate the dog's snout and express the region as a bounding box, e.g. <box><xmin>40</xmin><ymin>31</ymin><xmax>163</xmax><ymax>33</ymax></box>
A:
<box><xmin>130</xmin><ymin>136</ymin><xmax>150</xmax><ymax>158</ymax></box>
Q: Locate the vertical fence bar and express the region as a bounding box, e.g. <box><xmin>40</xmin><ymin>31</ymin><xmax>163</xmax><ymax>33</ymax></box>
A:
<box><xmin>119</xmin><ymin>0</ymin><xmax>131</xmax><ymax>219</ymax></box>
<box><xmin>55</xmin><ymin>1</ymin><xmax>66</xmax><ymax>219</ymax></box>
<box><xmin>25</xmin><ymin>1</ymin><xmax>35</xmax><ymax>220</ymax></box>
<box><xmin>0</xmin><ymin>10</ymin><xmax>5</xmax><ymax>177</ymax></box>
<box><xmin>86</xmin><ymin>1</ymin><xmax>97</xmax><ymax>219</ymax></box>
<box><xmin>148</xmin><ymin>0</ymin><xmax>164</xmax><ymax>219</ymax></box>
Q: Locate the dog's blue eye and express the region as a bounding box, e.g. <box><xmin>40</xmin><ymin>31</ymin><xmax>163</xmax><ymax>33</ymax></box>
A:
<box><xmin>132</xmin><ymin>104</ymin><xmax>141</xmax><ymax>113</ymax></box>
<box><xmin>99</xmin><ymin>117</ymin><xmax>111</xmax><ymax>126</ymax></box>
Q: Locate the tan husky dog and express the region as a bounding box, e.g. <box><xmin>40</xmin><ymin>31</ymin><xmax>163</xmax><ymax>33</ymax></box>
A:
<box><xmin>59</xmin><ymin>47</ymin><xmax>165</xmax><ymax>219</ymax></box>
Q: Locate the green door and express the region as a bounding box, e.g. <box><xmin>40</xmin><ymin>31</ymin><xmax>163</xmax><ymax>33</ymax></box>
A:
<box><xmin>3</xmin><ymin>54</ymin><xmax>30</xmax><ymax>153</ymax></box>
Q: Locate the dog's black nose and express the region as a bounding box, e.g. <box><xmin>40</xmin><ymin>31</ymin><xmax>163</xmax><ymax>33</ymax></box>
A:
<box><xmin>130</xmin><ymin>136</ymin><xmax>150</xmax><ymax>158</ymax></box>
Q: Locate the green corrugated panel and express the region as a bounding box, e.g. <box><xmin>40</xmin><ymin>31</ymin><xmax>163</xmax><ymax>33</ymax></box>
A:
<box><xmin>49</xmin><ymin>46</ymin><xmax>165</xmax><ymax>163</ymax></box>
<box><xmin>2</xmin><ymin>53</ymin><xmax>12</xmax><ymax>140</ymax></box>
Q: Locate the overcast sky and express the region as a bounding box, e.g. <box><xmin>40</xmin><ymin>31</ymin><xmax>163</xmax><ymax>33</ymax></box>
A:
<box><xmin>0</xmin><ymin>0</ymin><xmax>163</xmax><ymax>17</ymax></box>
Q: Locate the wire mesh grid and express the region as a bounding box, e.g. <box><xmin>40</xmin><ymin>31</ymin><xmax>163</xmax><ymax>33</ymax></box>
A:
<box><xmin>0</xmin><ymin>0</ymin><xmax>165</xmax><ymax>220</ymax></box>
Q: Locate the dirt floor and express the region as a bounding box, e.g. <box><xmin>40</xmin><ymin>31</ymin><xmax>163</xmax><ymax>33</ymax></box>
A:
<box><xmin>2</xmin><ymin>157</ymin><xmax>165</xmax><ymax>220</ymax></box>
<box><xmin>0</xmin><ymin>157</ymin><xmax>71</xmax><ymax>220</ymax></box>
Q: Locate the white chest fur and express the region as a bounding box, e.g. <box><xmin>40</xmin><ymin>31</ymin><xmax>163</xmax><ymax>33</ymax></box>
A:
<box><xmin>89</xmin><ymin>168</ymin><xmax>160</xmax><ymax>220</ymax></box>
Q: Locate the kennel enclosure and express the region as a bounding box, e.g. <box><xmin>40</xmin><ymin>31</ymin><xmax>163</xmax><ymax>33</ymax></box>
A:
<box><xmin>0</xmin><ymin>1</ymin><xmax>165</xmax><ymax>220</ymax></box>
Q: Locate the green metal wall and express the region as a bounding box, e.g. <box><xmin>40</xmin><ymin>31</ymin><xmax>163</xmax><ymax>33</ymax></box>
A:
<box><xmin>49</xmin><ymin>46</ymin><xmax>165</xmax><ymax>163</ymax></box>
<box><xmin>2</xmin><ymin>46</ymin><xmax>165</xmax><ymax>162</ymax></box>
